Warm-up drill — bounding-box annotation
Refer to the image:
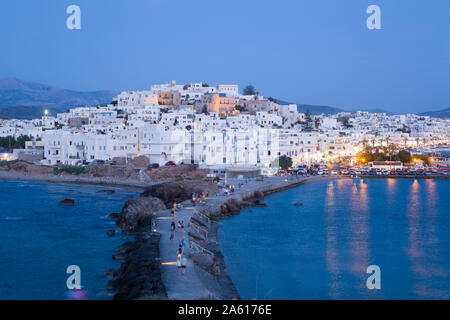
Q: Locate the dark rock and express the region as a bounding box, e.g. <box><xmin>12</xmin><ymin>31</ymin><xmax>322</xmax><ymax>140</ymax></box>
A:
<box><xmin>293</xmin><ymin>202</ymin><xmax>304</xmax><ymax>206</ymax></box>
<box><xmin>108</xmin><ymin>213</ymin><xmax>119</xmax><ymax>219</ymax></box>
<box><xmin>112</xmin><ymin>253</ymin><xmax>126</xmax><ymax>260</ymax></box>
<box><xmin>116</xmin><ymin>197</ymin><xmax>166</xmax><ymax>232</ymax></box>
<box><xmin>255</xmin><ymin>203</ymin><xmax>268</xmax><ymax>207</ymax></box>
<box><xmin>253</xmin><ymin>191</ymin><xmax>265</xmax><ymax>200</ymax></box>
<box><xmin>225</xmin><ymin>199</ymin><xmax>241</xmax><ymax>214</ymax></box>
<box><xmin>107</xmin><ymin>230</ymin><xmax>116</xmax><ymax>237</ymax></box>
<box><xmin>59</xmin><ymin>198</ymin><xmax>75</xmax><ymax>205</ymax></box>
<box><xmin>141</xmin><ymin>180</ymin><xmax>218</xmax><ymax>206</ymax></box>
<box><xmin>97</xmin><ymin>189</ymin><xmax>116</xmax><ymax>194</ymax></box>
<box><xmin>109</xmin><ymin>232</ymin><xmax>167</xmax><ymax>300</ymax></box>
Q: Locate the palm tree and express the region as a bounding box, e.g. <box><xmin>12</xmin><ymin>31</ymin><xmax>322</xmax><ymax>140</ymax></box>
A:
<box><xmin>387</xmin><ymin>144</ymin><xmax>397</xmax><ymax>161</ymax></box>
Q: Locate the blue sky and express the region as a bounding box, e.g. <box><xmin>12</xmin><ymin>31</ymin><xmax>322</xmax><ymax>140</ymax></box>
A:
<box><xmin>0</xmin><ymin>0</ymin><xmax>449</xmax><ymax>113</ymax></box>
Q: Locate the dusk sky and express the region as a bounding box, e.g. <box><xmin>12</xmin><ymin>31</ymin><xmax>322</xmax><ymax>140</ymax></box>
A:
<box><xmin>1</xmin><ymin>0</ymin><xmax>449</xmax><ymax>113</ymax></box>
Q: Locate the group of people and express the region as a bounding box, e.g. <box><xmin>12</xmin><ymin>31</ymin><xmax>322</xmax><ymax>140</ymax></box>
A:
<box><xmin>169</xmin><ymin>204</ymin><xmax>188</xmax><ymax>275</ymax></box>
<box><xmin>170</xmin><ymin>219</ymin><xmax>184</xmax><ymax>243</ymax></box>
<box><xmin>176</xmin><ymin>236</ymin><xmax>187</xmax><ymax>274</ymax></box>
<box><xmin>221</xmin><ymin>184</ymin><xmax>239</xmax><ymax>196</ymax></box>
<box><xmin>191</xmin><ymin>192</ymin><xmax>207</xmax><ymax>206</ymax></box>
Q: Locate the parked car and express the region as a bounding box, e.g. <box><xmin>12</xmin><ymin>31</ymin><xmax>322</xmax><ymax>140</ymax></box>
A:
<box><xmin>150</xmin><ymin>163</ymin><xmax>160</xmax><ymax>168</ymax></box>
<box><xmin>331</xmin><ymin>170</ymin><xmax>339</xmax><ymax>175</ymax></box>
<box><xmin>165</xmin><ymin>161</ymin><xmax>176</xmax><ymax>166</ymax></box>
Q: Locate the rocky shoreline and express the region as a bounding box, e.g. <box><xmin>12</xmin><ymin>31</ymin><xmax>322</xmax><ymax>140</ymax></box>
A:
<box><xmin>1</xmin><ymin>166</ymin><xmax>339</xmax><ymax>300</ymax></box>
<box><xmin>105</xmin><ymin>175</ymin><xmax>340</xmax><ymax>300</ymax></box>
<box><xmin>152</xmin><ymin>175</ymin><xmax>338</xmax><ymax>300</ymax></box>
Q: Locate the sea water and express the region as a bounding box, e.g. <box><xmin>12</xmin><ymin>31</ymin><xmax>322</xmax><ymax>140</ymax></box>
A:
<box><xmin>219</xmin><ymin>178</ymin><xmax>450</xmax><ymax>299</ymax></box>
<box><xmin>0</xmin><ymin>179</ymin><xmax>137</xmax><ymax>299</ymax></box>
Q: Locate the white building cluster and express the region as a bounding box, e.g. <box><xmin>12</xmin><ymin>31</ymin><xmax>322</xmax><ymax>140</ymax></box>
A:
<box><xmin>1</xmin><ymin>80</ymin><xmax>449</xmax><ymax>168</ymax></box>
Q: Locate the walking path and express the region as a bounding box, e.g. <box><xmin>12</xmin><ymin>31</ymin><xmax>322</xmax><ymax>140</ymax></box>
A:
<box><xmin>154</xmin><ymin>176</ymin><xmax>328</xmax><ymax>299</ymax></box>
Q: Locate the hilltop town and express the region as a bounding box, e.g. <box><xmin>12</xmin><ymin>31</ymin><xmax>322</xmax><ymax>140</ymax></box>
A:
<box><xmin>0</xmin><ymin>81</ymin><xmax>449</xmax><ymax>172</ymax></box>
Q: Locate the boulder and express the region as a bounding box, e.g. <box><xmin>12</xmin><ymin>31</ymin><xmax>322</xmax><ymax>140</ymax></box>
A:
<box><xmin>97</xmin><ymin>189</ymin><xmax>116</xmax><ymax>194</ymax></box>
<box><xmin>108</xmin><ymin>213</ymin><xmax>119</xmax><ymax>219</ymax></box>
<box><xmin>293</xmin><ymin>202</ymin><xmax>303</xmax><ymax>206</ymax></box>
<box><xmin>116</xmin><ymin>197</ymin><xmax>166</xmax><ymax>232</ymax></box>
<box><xmin>59</xmin><ymin>198</ymin><xmax>75</xmax><ymax>205</ymax></box>
<box><xmin>253</xmin><ymin>191</ymin><xmax>265</xmax><ymax>200</ymax></box>
<box><xmin>142</xmin><ymin>180</ymin><xmax>218</xmax><ymax>205</ymax></box>
<box><xmin>254</xmin><ymin>203</ymin><xmax>268</xmax><ymax>207</ymax></box>
<box><xmin>107</xmin><ymin>230</ymin><xmax>116</xmax><ymax>237</ymax></box>
<box><xmin>225</xmin><ymin>199</ymin><xmax>241</xmax><ymax>214</ymax></box>
<box><xmin>112</xmin><ymin>253</ymin><xmax>126</xmax><ymax>260</ymax></box>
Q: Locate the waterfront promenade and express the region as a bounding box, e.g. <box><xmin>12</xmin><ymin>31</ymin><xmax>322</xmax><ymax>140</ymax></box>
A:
<box><xmin>153</xmin><ymin>176</ymin><xmax>332</xmax><ymax>299</ymax></box>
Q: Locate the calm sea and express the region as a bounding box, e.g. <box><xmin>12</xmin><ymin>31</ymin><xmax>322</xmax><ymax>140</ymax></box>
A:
<box><xmin>0</xmin><ymin>180</ymin><xmax>137</xmax><ymax>300</ymax></box>
<box><xmin>219</xmin><ymin>178</ymin><xmax>450</xmax><ymax>299</ymax></box>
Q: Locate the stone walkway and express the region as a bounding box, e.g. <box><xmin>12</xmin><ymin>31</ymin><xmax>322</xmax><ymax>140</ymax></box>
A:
<box><xmin>154</xmin><ymin>176</ymin><xmax>314</xmax><ymax>299</ymax></box>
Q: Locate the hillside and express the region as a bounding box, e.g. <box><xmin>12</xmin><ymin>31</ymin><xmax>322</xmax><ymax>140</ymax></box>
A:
<box><xmin>418</xmin><ymin>108</ymin><xmax>450</xmax><ymax>119</ymax></box>
<box><xmin>0</xmin><ymin>77</ymin><xmax>118</xmax><ymax>111</ymax></box>
<box><xmin>0</xmin><ymin>106</ymin><xmax>66</xmax><ymax>120</ymax></box>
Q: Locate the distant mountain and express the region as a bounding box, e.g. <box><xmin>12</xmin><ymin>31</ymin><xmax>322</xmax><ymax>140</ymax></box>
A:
<box><xmin>0</xmin><ymin>78</ymin><xmax>118</xmax><ymax>116</ymax></box>
<box><xmin>418</xmin><ymin>108</ymin><xmax>450</xmax><ymax>119</ymax></box>
<box><xmin>274</xmin><ymin>99</ymin><xmax>345</xmax><ymax>115</ymax></box>
<box><xmin>296</xmin><ymin>104</ymin><xmax>345</xmax><ymax>115</ymax></box>
<box><xmin>0</xmin><ymin>106</ymin><xmax>65</xmax><ymax>120</ymax></box>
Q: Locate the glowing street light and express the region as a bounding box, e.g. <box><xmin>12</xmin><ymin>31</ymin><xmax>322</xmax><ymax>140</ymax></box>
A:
<box><xmin>44</xmin><ymin>109</ymin><xmax>49</xmax><ymax>116</ymax></box>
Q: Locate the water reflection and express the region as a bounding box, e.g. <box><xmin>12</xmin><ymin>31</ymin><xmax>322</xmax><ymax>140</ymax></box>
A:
<box><xmin>386</xmin><ymin>178</ymin><xmax>396</xmax><ymax>207</ymax></box>
<box><xmin>219</xmin><ymin>179</ymin><xmax>450</xmax><ymax>299</ymax></box>
<box><xmin>325</xmin><ymin>181</ymin><xmax>340</xmax><ymax>298</ymax></box>
<box><xmin>408</xmin><ymin>179</ymin><xmax>449</xmax><ymax>298</ymax></box>
<box><xmin>348</xmin><ymin>179</ymin><xmax>371</xmax><ymax>296</ymax></box>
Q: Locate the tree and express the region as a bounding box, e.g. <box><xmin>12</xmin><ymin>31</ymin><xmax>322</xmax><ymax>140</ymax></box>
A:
<box><xmin>387</xmin><ymin>144</ymin><xmax>397</xmax><ymax>161</ymax></box>
<box><xmin>414</xmin><ymin>154</ymin><xmax>430</xmax><ymax>165</ymax></box>
<box><xmin>304</xmin><ymin>109</ymin><xmax>313</xmax><ymax>132</ymax></box>
<box><xmin>234</xmin><ymin>105</ymin><xmax>245</xmax><ymax>112</ymax></box>
<box><xmin>243</xmin><ymin>85</ymin><xmax>256</xmax><ymax>96</ymax></box>
<box><xmin>397</xmin><ymin>150</ymin><xmax>412</xmax><ymax>164</ymax></box>
<box><xmin>275</xmin><ymin>155</ymin><xmax>292</xmax><ymax>170</ymax></box>
<box><xmin>314</xmin><ymin>118</ymin><xmax>321</xmax><ymax>129</ymax></box>
<box><xmin>0</xmin><ymin>135</ymin><xmax>32</xmax><ymax>151</ymax></box>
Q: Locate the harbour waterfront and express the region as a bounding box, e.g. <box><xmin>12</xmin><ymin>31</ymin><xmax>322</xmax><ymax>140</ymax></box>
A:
<box><xmin>0</xmin><ymin>180</ymin><xmax>138</xmax><ymax>300</ymax></box>
<box><xmin>219</xmin><ymin>178</ymin><xmax>450</xmax><ymax>299</ymax></box>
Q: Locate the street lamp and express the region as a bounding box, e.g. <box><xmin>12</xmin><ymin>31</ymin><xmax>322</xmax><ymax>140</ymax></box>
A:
<box><xmin>44</xmin><ymin>109</ymin><xmax>49</xmax><ymax>116</ymax></box>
